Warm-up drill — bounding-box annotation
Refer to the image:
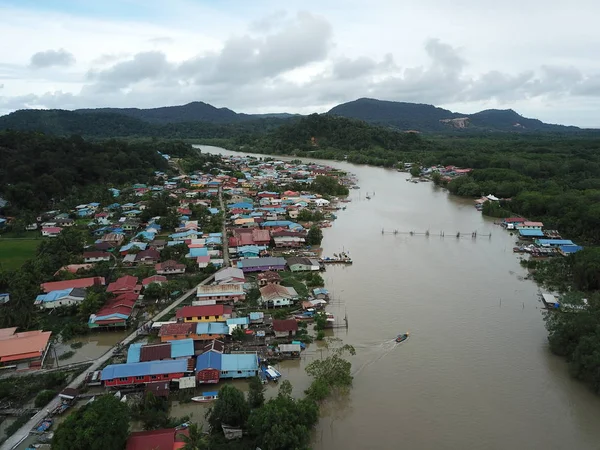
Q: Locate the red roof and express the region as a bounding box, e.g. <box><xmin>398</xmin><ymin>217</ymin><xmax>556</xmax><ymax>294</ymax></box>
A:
<box><xmin>176</xmin><ymin>305</ymin><xmax>232</xmax><ymax>319</ymax></box>
<box><xmin>142</xmin><ymin>275</ymin><xmax>167</xmax><ymax>286</ymax></box>
<box><xmin>126</xmin><ymin>428</ymin><xmax>188</xmax><ymax>450</ymax></box>
<box><xmin>272</xmin><ymin>319</ymin><xmax>298</xmax><ymax>332</ymax></box>
<box><xmin>83</xmin><ymin>251</ymin><xmax>110</xmax><ymax>259</ymax></box>
<box><xmin>159</xmin><ymin>322</ymin><xmax>195</xmax><ymax>336</ymax></box>
<box><xmin>107</xmin><ymin>275</ymin><xmax>139</xmax><ymax>293</ymax></box>
<box><xmin>505</xmin><ymin>217</ymin><xmax>526</xmax><ymax>223</ymax></box>
<box><xmin>42</xmin><ymin>227</ymin><xmax>62</xmax><ymax>233</ymax></box>
<box><xmin>41</xmin><ymin>277</ymin><xmax>105</xmax><ymax>293</ymax></box>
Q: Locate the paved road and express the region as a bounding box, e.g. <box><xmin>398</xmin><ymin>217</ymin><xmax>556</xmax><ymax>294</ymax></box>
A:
<box><xmin>218</xmin><ymin>186</ymin><xmax>230</xmax><ymax>267</ymax></box>
<box><xmin>2</xmin><ymin>274</ymin><xmax>215</xmax><ymax>450</ymax></box>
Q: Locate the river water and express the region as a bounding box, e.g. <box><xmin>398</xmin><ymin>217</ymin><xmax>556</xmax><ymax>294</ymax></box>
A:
<box><xmin>195</xmin><ymin>146</ymin><xmax>600</xmax><ymax>449</ymax></box>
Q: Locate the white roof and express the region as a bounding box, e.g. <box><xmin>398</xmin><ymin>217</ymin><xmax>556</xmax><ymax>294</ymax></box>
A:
<box><xmin>542</xmin><ymin>293</ymin><xmax>557</xmax><ymax>304</ymax></box>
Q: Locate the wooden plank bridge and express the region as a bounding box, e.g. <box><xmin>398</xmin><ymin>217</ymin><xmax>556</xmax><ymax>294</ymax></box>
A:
<box><xmin>381</xmin><ymin>229</ymin><xmax>491</xmax><ymax>239</ymax></box>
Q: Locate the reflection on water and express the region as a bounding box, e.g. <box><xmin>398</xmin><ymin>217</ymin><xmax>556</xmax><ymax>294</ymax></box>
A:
<box><xmin>199</xmin><ymin>146</ymin><xmax>600</xmax><ymax>450</ymax></box>
<box><xmin>51</xmin><ymin>331</ymin><xmax>129</xmax><ymax>366</ymax></box>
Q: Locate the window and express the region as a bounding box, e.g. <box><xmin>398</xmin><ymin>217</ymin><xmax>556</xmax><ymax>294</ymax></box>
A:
<box><xmin>135</xmin><ymin>376</ymin><xmax>144</xmax><ymax>380</ymax></box>
<box><xmin>222</xmin><ymin>371</ymin><xmax>228</xmax><ymax>375</ymax></box>
<box><xmin>237</xmin><ymin>371</ymin><xmax>242</xmax><ymax>374</ymax></box>
<box><xmin>119</xmin><ymin>377</ymin><xmax>128</xmax><ymax>381</ymax></box>
<box><xmin>205</xmin><ymin>316</ymin><xmax>210</xmax><ymax>320</ymax></box>
<box><xmin>151</xmin><ymin>375</ymin><xmax>157</xmax><ymax>379</ymax></box>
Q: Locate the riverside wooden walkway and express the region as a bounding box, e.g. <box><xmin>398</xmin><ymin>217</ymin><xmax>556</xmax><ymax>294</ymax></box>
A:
<box><xmin>381</xmin><ymin>229</ymin><xmax>491</xmax><ymax>239</ymax></box>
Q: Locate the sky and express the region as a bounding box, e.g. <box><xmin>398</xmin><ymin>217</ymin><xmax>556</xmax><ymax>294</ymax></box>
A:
<box><xmin>1</xmin><ymin>0</ymin><xmax>600</xmax><ymax>127</ymax></box>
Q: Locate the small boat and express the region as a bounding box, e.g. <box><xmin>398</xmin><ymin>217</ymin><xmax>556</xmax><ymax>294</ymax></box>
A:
<box><xmin>263</xmin><ymin>365</ymin><xmax>282</xmax><ymax>382</ymax></box>
<box><xmin>395</xmin><ymin>332</ymin><xmax>410</xmax><ymax>343</ymax></box>
<box><xmin>191</xmin><ymin>391</ymin><xmax>219</xmax><ymax>403</ymax></box>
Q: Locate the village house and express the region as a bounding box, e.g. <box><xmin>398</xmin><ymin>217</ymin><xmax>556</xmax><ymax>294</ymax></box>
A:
<box><xmin>0</xmin><ymin>327</ymin><xmax>52</xmax><ymax>370</ymax></box>
<box><xmin>259</xmin><ymin>284</ymin><xmax>298</xmax><ymax>307</ymax></box>
<box><xmin>83</xmin><ymin>251</ymin><xmax>111</xmax><ymax>263</ymax></box>
<box><xmin>213</xmin><ymin>267</ymin><xmax>246</xmax><ymax>285</ymax></box>
<box><xmin>126</xmin><ymin>428</ymin><xmax>189</xmax><ymax>450</ymax></box>
<box><xmin>516</xmin><ymin>221</ymin><xmax>544</xmax><ymax>230</ymax></box>
<box><xmin>272</xmin><ymin>319</ymin><xmax>298</xmax><ymax>338</ymax></box>
<box><xmin>257</xmin><ymin>271</ymin><xmax>282</xmax><ymax>287</ymax></box>
<box><xmin>107</xmin><ymin>275</ymin><xmax>141</xmax><ymax>295</ymax></box>
<box><xmin>176</xmin><ymin>305</ymin><xmax>232</xmax><ymax>323</ymax></box>
<box><xmin>101</xmin><ymin>359</ymin><xmax>189</xmax><ymax>387</ymax></box>
<box><xmin>126</xmin><ymin>339</ymin><xmax>195</xmax><ymax>363</ymax></box>
<box><xmin>287</xmin><ymin>256</ymin><xmax>320</xmax><ymax>272</ymax></box>
<box><xmin>237</xmin><ymin>257</ymin><xmax>287</xmax><ymax>273</ymax></box>
<box><xmin>41</xmin><ymin>226</ymin><xmax>62</xmax><ymax>237</ymax></box>
<box><xmin>134</xmin><ymin>248</ymin><xmax>161</xmax><ymax>265</ymax></box>
<box><xmin>101</xmin><ymin>232</ymin><xmax>125</xmax><ymax>246</ymax></box>
<box><xmin>195</xmin><ymin>284</ymin><xmax>246</xmax><ymax>303</ymax></box>
<box><xmin>142</xmin><ymin>275</ymin><xmax>167</xmax><ymax>287</ymax></box>
<box><xmin>155</xmin><ymin>260</ymin><xmax>186</xmax><ymax>275</ymax></box>
<box><xmin>196</xmin><ymin>351</ymin><xmax>259</xmax><ymax>383</ymax></box>
<box><xmin>35</xmin><ymin>287</ymin><xmax>86</xmax><ymax>309</ymax></box>
<box><xmin>41</xmin><ymin>277</ymin><xmax>105</xmax><ymax>293</ymax></box>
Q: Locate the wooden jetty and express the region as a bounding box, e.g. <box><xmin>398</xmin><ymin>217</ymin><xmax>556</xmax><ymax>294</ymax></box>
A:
<box><xmin>381</xmin><ymin>229</ymin><xmax>491</xmax><ymax>239</ymax></box>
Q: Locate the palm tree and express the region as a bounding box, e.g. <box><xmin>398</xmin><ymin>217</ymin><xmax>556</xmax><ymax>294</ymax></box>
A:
<box><xmin>178</xmin><ymin>424</ymin><xmax>209</xmax><ymax>450</ymax></box>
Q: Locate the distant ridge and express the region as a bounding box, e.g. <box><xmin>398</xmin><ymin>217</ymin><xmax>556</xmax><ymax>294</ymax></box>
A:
<box><xmin>0</xmin><ymin>98</ymin><xmax>582</xmax><ymax>134</ymax></box>
<box><xmin>327</xmin><ymin>97</ymin><xmax>580</xmax><ymax>132</ymax></box>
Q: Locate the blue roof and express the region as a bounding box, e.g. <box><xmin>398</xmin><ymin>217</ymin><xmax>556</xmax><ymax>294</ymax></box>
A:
<box><xmin>221</xmin><ymin>353</ymin><xmax>259</xmax><ymax>372</ymax></box>
<box><xmin>560</xmin><ymin>245</ymin><xmax>583</xmax><ymax>254</ymax></box>
<box><xmin>170</xmin><ymin>230</ymin><xmax>200</xmax><ymax>239</ymax></box>
<box><xmin>208</xmin><ymin>208</ymin><xmax>219</xmax><ymax>215</ymax></box>
<box><xmin>205</xmin><ymin>236</ymin><xmax>222</xmax><ymax>245</ymax></box>
<box><xmin>135</xmin><ymin>231</ymin><xmax>156</xmax><ymax>241</ymax></box>
<box><xmin>195</xmin><ymin>350</ymin><xmax>222</xmax><ymax>371</ymax></box>
<box><xmin>228</xmin><ymin>202</ymin><xmax>254</xmax><ymax>210</ymax></box>
<box><xmin>209</xmin><ymin>233</ymin><xmax>222</xmax><ymax>237</ymax></box>
<box><xmin>188</xmin><ymin>247</ymin><xmax>208</xmax><ymax>258</ymax></box>
<box><xmin>169</xmin><ymin>338</ymin><xmax>195</xmax><ymax>358</ymax></box>
<box><xmin>196</xmin><ymin>322</ymin><xmax>229</xmax><ymax>335</ymax></box>
<box><xmin>249</xmin><ymin>312</ymin><xmax>263</xmax><ymax>320</ymax></box>
<box><xmin>313</xmin><ymin>288</ymin><xmax>329</xmax><ymax>296</ymax></box>
<box><xmin>262</xmin><ymin>221</ymin><xmax>304</xmax><ymax>230</ymax></box>
<box><xmin>518</xmin><ymin>229</ymin><xmax>544</xmax><ymax>237</ymax></box>
<box><xmin>536</xmin><ymin>239</ymin><xmax>575</xmax><ymax>246</ymax></box>
<box><xmin>127</xmin><ymin>343</ymin><xmax>142</xmax><ymax>363</ymax></box>
<box><xmin>227</xmin><ymin>317</ymin><xmax>250</xmax><ymax>326</ymax></box>
<box><xmin>119</xmin><ymin>242</ymin><xmax>148</xmax><ymax>253</ymax></box>
<box><xmin>36</xmin><ymin>288</ymin><xmax>77</xmax><ymax>303</ymax></box>
<box><xmin>237</xmin><ymin>245</ymin><xmax>266</xmax><ymax>254</ymax></box>
<box><xmin>101</xmin><ymin>359</ymin><xmax>188</xmax><ymax>380</ymax></box>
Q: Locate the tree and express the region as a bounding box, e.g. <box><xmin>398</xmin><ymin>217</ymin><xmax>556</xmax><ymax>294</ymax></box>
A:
<box><xmin>52</xmin><ymin>394</ymin><xmax>130</xmax><ymax>450</ymax></box>
<box><xmin>208</xmin><ymin>385</ymin><xmax>249</xmax><ymax>432</ymax></box>
<box><xmin>247</xmin><ymin>376</ymin><xmax>265</xmax><ymax>409</ymax></box>
<box><xmin>231</xmin><ymin>326</ymin><xmax>245</xmax><ymax>342</ymax></box>
<box><xmin>35</xmin><ymin>389</ymin><xmax>56</xmax><ymax>407</ymax></box>
<box><xmin>305</xmin><ymin>339</ymin><xmax>356</xmax><ymax>394</ymax></box>
<box><xmin>79</xmin><ymin>291</ymin><xmax>105</xmax><ymax>318</ymax></box>
<box><xmin>247</xmin><ymin>385</ymin><xmax>319</xmax><ymax>450</ymax></box>
<box><xmin>306</xmin><ymin>225</ymin><xmax>323</xmax><ymax>246</ymax></box>
<box><xmin>179</xmin><ymin>424</ymin><xmax>209</xmax><ymax>450</ymax></box>
<box><xmin>410</xmin><ymin>165</ymin><xmax>421</xmax><ymax>177</ymax></box>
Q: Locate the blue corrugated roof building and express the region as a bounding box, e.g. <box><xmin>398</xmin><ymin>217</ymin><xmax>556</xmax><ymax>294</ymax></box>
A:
<box><xmin>228</xmin><ymin>202</ymin><xmax>254</xmax><ymax>210</ymax></box>
<box><xmin>226</xmin><ymin>317</ymin><xmax>250</xmax><ymax>327</ymax></box>
<box><xmin>313</xmin><ymin>288</ymin><xmax>329</xmax><ymax>296</ymax></box>
<box><xmin>188</xmin><ymin>247</ymin><xmax>208</xmax><ymax>258</ymax></box>
<box><xmin>170</xmin><ymin>338</ymin><xmax>195</xmax><ymax>358</ymax></box>
<box><xmin>196</xmin><ymin>350</ymin><xmax>222</xmax><ymax>371</ymax></box>
<box><xmin>536</xmin><ymin>239</ymin><xmax>575</xmax><ymax>246</ymax></box>
<box><xmin>221</xmin><ymin>353</ymin><xmax>259</xmax><ymax>375</ymax></box>
<box><xmin>560</xmin><ymin>245</ymin><xmax>583</xmax><ymax>254</ymax></box>
<box><xmin>127</xmin><ymin>343</ymin><xmax>142</xmax><ymax>363</ymax></box>
<box><xmin>119</xmin><ymin>242</ymin><xmax>148</xmax><ymax>253</ymax></box>
<box><xmin>101</xmin><ymin>359</ymin><xmax>188</xmax><ymax>380</ymax></box>
<box><xmin>518</xmin><ymin>229</ymin><xmax>544</xmax><ymax>237</ymax></box>
<box><xmin>196</xmin><ymin>322</ymin><xmax>229</xmax><ymax>335</ymax></box>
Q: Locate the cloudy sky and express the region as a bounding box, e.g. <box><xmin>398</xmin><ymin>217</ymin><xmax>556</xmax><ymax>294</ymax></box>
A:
<box><xmin>1</xmin><ymin>0</ymin><xmax>600</xmax><ymax>127</ymax></box>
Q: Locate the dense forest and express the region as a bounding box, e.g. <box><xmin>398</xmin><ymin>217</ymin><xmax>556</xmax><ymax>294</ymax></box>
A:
<box><xmin>0</xmin><ymin>110</ymin><xmax>288</xmax><ymax>140</ymax></box>
<box><xmin>0</xmin><ymin>131</ymin><xmax>192</xmax><ymax>214</ymax></box>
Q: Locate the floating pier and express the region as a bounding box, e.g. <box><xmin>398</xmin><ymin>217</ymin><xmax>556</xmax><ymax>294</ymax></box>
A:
<box><xmin>381</xmin><ymin>229</ymin><xmax>491</xmax><ymax>239</ymax></box>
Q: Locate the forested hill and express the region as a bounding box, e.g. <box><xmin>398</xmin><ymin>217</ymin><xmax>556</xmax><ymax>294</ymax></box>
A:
<box><xmin>0</xmin><ymin>109</ymin><xmax>288</xmax><ymax>139</ymax></box>
<box><xmin>0</xmin><ymin>130</ymin><xmax>189</xmax><ymax>213</ymax></box>
<box><xmin>328</xmin><ymin>98</ymin><xmax>580</xmax><ymax>132</ymax></box>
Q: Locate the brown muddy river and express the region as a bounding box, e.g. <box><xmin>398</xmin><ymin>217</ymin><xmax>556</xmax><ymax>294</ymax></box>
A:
<box><xmin>197</xmin><ymin>145</ymin><xmax>600</xmax><ymax>450</ymax></box>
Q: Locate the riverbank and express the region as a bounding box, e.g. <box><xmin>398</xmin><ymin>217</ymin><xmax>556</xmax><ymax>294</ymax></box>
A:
<box><xmin>198</xmin><ymin>145</ymin><xmax>600</xmax><ymax>450</ymax></box>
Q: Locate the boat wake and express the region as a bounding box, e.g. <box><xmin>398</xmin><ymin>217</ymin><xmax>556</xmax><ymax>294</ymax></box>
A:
<box><xmin>352</xmin><ymin>339</ymin><xmax>400</xmax><ymax>377</ymax></box>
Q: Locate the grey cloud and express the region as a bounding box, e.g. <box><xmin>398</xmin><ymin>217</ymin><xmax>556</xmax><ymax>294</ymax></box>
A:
<box><xmin>249</xmin><ymin>10</ymin><xmax>287</xmax><ymax>32</ymax></box>
<box><xmin>6</xmin><ymin>36</ymin><xmax>600</xmax><ymax>121</ymax></box>
<box><xmin>87</xmin><ymin>51</ymin><xmax>171</xmax><ymax>92</ymax></box>
<box><xmin>179</xmin><ymin>11</ymin><xmax>332</xmax><ymax>84</ymax></box>
<box><xmin>91</xmin><ymin>53</ymin><xmax>131</xmax><ymax>65</ymax></box>
<box><xmin>30</xmin><ymin>49</ymin><xmax>75</xmax><ymax>69</ymax></box>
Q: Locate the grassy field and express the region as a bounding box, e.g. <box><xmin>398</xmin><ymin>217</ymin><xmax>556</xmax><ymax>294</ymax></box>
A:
<box><xmin>0</xmin><ymin>239</ymin><xmax>40</xmax><ymax>270</ymax></box>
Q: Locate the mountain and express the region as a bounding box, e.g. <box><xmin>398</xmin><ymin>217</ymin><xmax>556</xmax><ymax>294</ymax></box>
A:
<box><xmin>327</xmin><ymin>98</ymin><xmax>580</xmax><ymax>132</ymax></box>
<box><xmin>76</xmin><ymin>101</ymin><xmax>299</xmax><ymax>124</ymax></box>
<box><xmin>76</xmin><ymin>101</ymin><xmax>240</xmax><ymax>124</ymax></box>
<box><xmin>0</xmin><ymin>109</ymin><xmax>290</xmax><ymax>139</ymax></box>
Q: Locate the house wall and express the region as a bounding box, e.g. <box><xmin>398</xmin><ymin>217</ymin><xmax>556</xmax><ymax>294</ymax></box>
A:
<box><xmin>157</xmin><ymin>268</ymin><xmax>186</xmax><ymax>275</ymax></box>
<box><xmin>274</xmin><ymin>330</ymin><xmax>296</xmax><ymax>338</ymax></box>
<box><xmin>39</xmin><ymin>298</ymin><xmax>82</xmax><ymax>309</ymax></box>
<box><xmin>104</xmin><ymin>371</ymin><xmax>184</xmax><ymax>387</ymax></box>
<box><xmin>220</xmin><ymin>369</ymin><xmax>259</xmax><ymax>379</ymax></box>
<box><xmin>289</xmin><ymin>264</ymin><xmax>312</xmax><ymax>272</ymax></box>
<box><xmin>194</xmin><ymin>294</ymin><xmax>245</xmax><ymax>303</ymax></box>
<box><xmin>182</xmin><ymin>314</ymin><xmax>226</xmax><ymax>323</ymax></box>
<box><xmin>196</xmin><ymin>369</ymin><xmax>220</xmax><ymax>384</ymax></box>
